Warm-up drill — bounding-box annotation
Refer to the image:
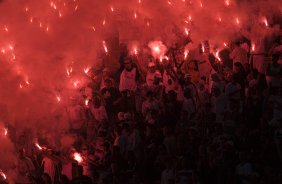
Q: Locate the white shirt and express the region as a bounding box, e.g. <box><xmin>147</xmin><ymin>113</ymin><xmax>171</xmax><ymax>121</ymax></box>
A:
<box><xmin>119</xmin><ymin>68</ymin><xmax>137</xmax><ymax>92</ymax></box>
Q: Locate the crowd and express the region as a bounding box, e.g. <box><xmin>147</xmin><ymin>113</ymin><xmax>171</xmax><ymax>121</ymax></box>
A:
<box><xmin>1</xmin><ymin>32</ymin><xmax>282</xmax><ymax>184</ymax></box>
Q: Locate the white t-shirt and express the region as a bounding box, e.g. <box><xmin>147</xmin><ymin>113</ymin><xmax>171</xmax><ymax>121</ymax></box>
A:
<box><xmin>119</xmin><ymin>68</ymin><xmax>137</xmax><ymax>92</ymax></box>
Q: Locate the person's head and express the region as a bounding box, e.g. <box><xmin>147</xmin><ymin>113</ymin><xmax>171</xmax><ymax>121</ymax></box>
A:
<box><xmin>104</xmin><ymin>78</ymin><xmax>113</xmax><ymax>88</ymax></box>
<box><xmin>81</xmin><ymin>144</ymin><xmax>89</xmax><ymax>156</ymax></box>
<box><xmin>168</xmin><ymin>90</ymin><xmax>177</xmax><ymax>102</ymax></box>
<box><xmin>102</xmin><ymin>67</ymin><xmax>110</xmax><ymax>78</ymax></box>
<box><xmin>234</xmin><ymin>62</ymin><xmax>244</xmax><ymax>73</ymax></box>
<box><xmin>42</xmin><ymin>173</ymin><xmax>52</xmax><ymax>184</ymax></box>
<box><xmin>93</xmin><ymin>96</ymin><xmax>101</xmax><ymax>107</ymax></box>
<box><xmin>124</xmin><ymin>57</ymin><xmax>133</xmax><ymax>70</ymax></box>
<box><xmin>184</xmin><ymin>74</ymin><xmax>192</xmax><ymax>83</ymax></box>
<box><xmin>148</xmin><ymin>62</ymin><xmax>156</xmax><ymax>73</ymax></box>
<box><xmin>272</xmin><ymin>53</ymin><xmax>280</xmax><ymax>64</ymax></box>
<box><xmin>59</xmin><ymin>175</ymin><xmax>70</xmax><ymax>184</ymax></box>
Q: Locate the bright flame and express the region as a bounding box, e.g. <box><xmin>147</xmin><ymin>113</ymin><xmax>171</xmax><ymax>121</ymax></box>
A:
<box><xmin>73</xmin><ymin>152</ymin><xmax>83</xmax><ymax>163</ymax></box>
<box><xmin>73</xmin><ymin>81</ymin><xmax>79</xmax><ymax>87</ymax></box>
<box><xmin>3</xmin><ymin>128</ymin><xmax>7</xmax><ymax>136</ymax></box>
<box><xmin>201</xmin><ymin>43</ymin><xmax>205</xmax><ymax>53</ymax></box>
<box><xmin>85</xmin><ymin>99</ymin><xmax>89</xmax><ymax>106</ymax></box>
<box><xmin>66</xmin><ymin>67</ymin><xmax>72</xmax><ymax>76</ymax></box>
<box><xmin>35</xmin><ymin>143</ymin><xmax>43</xmax><ymax>150</ymax></box>
<box><xmin>215</xmin><ymin>50</ymin><xmax>221</xmax><ymax>61</ymax></box>
<box><xmin>133</xmin><ymin>47</ymin><xmax>138</xmax><ymax>55</ymax></box>
<box><xmin>185</xmin><ymin>28</ymin><xmax>190</xmax><ymax>36</ymax></box>
<box><xmin>0</xmin><ymin>170</ymin><xmax>6</xmax><ymax>180</ymax></box>
<box><xmin>262</xmin><ymin>17</ymin><xmax>268</xmax><ymax>27</ymax></box>
<box><xmin>102</xmin><ymin>41</ymin><xmax>108</xmax><ymax>53</ymax></box>
<box><xmin>251</xmin><ymin>43</ymin><xmax>255</xmax><ymax>52</ymax></box>
<box><xmin>184</xmin><ymin>50</ymin><xmax>189</xmax><ymax>60</ymax></box>
<box><xmin>84</xmin><ymin>67</ymin><xmax>90</xmax><ymax>74</ymax></box>
<box><xmin>236</xmin><ymin>17</ymin><xmax>240</xmax><ymax>24</ymax></box>
<box><xmin>56</xmin><ymin>96</ymin><xmax>61</xmax><ymax>102</ymax></box>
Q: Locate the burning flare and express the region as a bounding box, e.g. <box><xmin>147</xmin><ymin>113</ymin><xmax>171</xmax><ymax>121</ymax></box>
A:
<box><xmin>0</xmin><ymin>170</ymin><xmax>6</xmax><ymax>180</ymax></box>
<box><xmin>73</xmin><ymin>152</ymin><xmax>83</xmax><ymax>163</ymax></box>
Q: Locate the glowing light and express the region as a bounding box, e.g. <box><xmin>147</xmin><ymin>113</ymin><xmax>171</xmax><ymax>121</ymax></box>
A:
<box><xmin>185</xmin><ymin>28</ymin><xmax>190</xmax><ymax>36</ymax></box>
<box><xmin>35</xmin><ymin>143</ymin><xmax>43</xmax><ymax>150</ymax></box>
<box><xmin>25</xmin><ymin>80</ymin><xmax>30</xmax><ymax>85</ymax></box>
<box><xmin>224</xmin><ymin>42</ymin><xmax>228</xmax><ymax>47</ymax></box>
<box><xmin>103</xmin><ymin>19</ymin><xmax>106</xmax><ymax>25</ymax></box>
<box><xmin>251</xmin><ymin>43</ymin><xmax>255</xmax><ymax>52</ymax></box>
<box><xmin>39</xmin><ymin>22</ymin><xmax>42</xmax><ymax>27</ymax></box>
<box><xmin>75</xmin><ymin>5</ymin><xmax>78</xmax><ymax>11</ymax></box>
<box><xmin>0</xmin><ymin>170</ymin><xmax>6</xmax><ymax>180</ymax></box>
<box><xmin>4</xmin><ymin>26</ymin><xmax>8</xmax><ymax>32</ymax></box>
<box><xmin>133</xmin><ymin>47</ymin><xmax>138</xmax><ymax>55</ymax></box>
<box><xmin>236</xmin><ymin>17</ymin><xmax>240</xmax><ymax>24</ymax></box>
<box><xmin>2</xmin><ymin>49</ymin><xmax>5</xmax><ymax>54</ymax></box>
<box><xmin>30</xmin><ymin>17</ymin><xmax>33</xmax><ymax>23</ymax></box>
<box><xmin>84</xmin><ymin>67</ymin><xmax>90</xmax><ymax>74</ymax></box>
<box><xmin>138</xmin><ymin>0</ymin><xmax>141</xmax><ymax>3</ymax></box>
<box><xmin>188</xmin><ymin>16</ymin><xmax>192</xmax><ymax>21</ymax></box>
<box><xmin>218</xmin><ymin>17</ymin><xmax>222</xmax><ymax>22</ymax></box>
<box><xmin>102</xmin><ymin>41</ymin><xmax>108</xmax><ymax>53</ymax></box>
<box><xmin>66</xmin><ymin>67</ymin><xmax>72</xmax><ymax>76</ymax></box>
<box><xmin>200</xmin><ymin>2</ymin><xmax>203</xmax><ymax>7</ymax></box>
<box><xmin>134</xmin><ymin>12</ymin><xmax>137</xmax><ymax>19</ymax></box>
<box><xmin>3</xmin><ymin>128</ymin><xmax>7</xmax><ymax>136</ymax></box>
<box><xmin>73</xmin><ymin>81</ymin><xmax>79</xmax><ymax>87</ymax></box>
<box><xmin>59</xmin><ymin>12</ymin><xmax>62</xmax><ymax>18</ymax></box>
<box><xmin>46</xmin><ymin>26</ymin><xmax>49</xmax><ymax>32</ymax></box>
<box><xmin>73</xmin><ymin>152</ymin><xmax>83</xmax><ymax>163</ymax></box>
<box><xmin>262</xmin><ymin>17</ymin><xmax>268</xmax><ymax>27</ymax></box>
<box><xmin>56</xmin><ymin>95</ymin><xmax>61</xmax><ymax>102</ymax></box>
<box><xmin>201</xmin><ymin>43</ymin><xmax>205</xmax><ymax>53</ymax></box>
<box><xmin>92</xmin><ymin>26</ymin><xmax>96</xmax><ymax>31</ymax></box>
<box><xmin>110</xmin><ymin>6</ymin><xmax>114</xmax><ymax>12</ymax></box>
<box><xmin>168</xmin><ymin>1</ymin><xmax>172</xmax><ymax>5</ymax></box>
<box><xmin>85</xmin><ymin>99</ymin><xmax>89</xmax><ymax>106</ymax></box>
<box><xmin>25</xmin><ymin>7</ymin><xmax>29</xmax><ymax>12</ymax></box>
<box><xmin>215</xmin><ymin>50</ymin><xmax>221</xmax><ymax>61</ymax></box>
<box><xmin>184</xmin><ymin>50</ymin><xmax>189</xmax><ymax>60</ymax></box>
<box><xmin>9</xmin><ymin>45</ymin><xmax>13</xmax><ymax>50</ymax></box>
<box><xmin>148</xmin><ymin>41</ymin><xmax>167</xmax><ymax>60</ymax></box>
<box><xmin>19</xmin><ymin>84</ymin><xmax>23</xmax><ymax>89</ymax></box>
<box><xmin>225</xmin><ymin>0</ymin><xmax>230</xmax><ymax>6</ymax></box>
<box><xmin>146</xmin><ymin>21</ymin><xmax>150</xmax><ymax>27</ymax></box>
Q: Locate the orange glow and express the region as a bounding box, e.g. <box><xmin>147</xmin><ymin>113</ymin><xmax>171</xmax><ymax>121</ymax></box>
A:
<box><xmin>73</xmin><ymin>152</ymin><xmax>83</xmax><ymax>163</ymax></box>
<box><xmin>35</xmin><ymin>143</ymin><xmax>43</xmax><ymax>150</ymax></box>
<box><xmin>102</xmin><ymin>41</ymin><xmax>108</xmax><ymax>53</ymax></box>
<box><xmin>0</xmin><ymin>170</ymin><xmax>6</xmax><ymax>180</ymax></box>
<box><xmin>251</xmin><ymin>43</ymin><xmax>255</xmax><ymax>52</ymax></box>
